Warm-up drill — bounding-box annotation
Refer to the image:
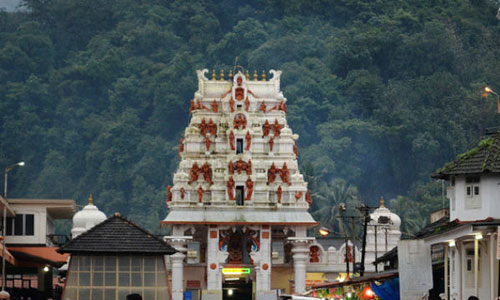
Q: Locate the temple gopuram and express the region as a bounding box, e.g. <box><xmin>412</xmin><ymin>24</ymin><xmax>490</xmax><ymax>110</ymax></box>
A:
<box><xmin>162</xmin><ymin>69</ymin><xmax>402</xmax><ymax>300</ymax></box>
<box><xmin>163</xmin><ymin>69</ymin><xmax>317</xmax><ymax>300</ymax></box>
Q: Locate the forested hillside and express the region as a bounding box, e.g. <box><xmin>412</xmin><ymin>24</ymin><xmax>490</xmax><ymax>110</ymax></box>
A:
<box><xmin>1</xmin><ymin>0</ymin><xmax>499</xmax><ymax>235</ymax></box>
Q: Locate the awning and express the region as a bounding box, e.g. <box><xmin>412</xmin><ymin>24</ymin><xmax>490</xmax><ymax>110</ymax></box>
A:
<box><xmin>8</xmin><ymin>247</ymin><xmax>69</xmax><ymax>267</ymax></box>
<box><xmin>0</xmin><ymin>243</ymin><xmax>16</xmax><ymax>266</ymax></box>
<box><xmin>312</xmin><ymin>271</ymin><xmax>398</xmax><ymax>289</ymax></box>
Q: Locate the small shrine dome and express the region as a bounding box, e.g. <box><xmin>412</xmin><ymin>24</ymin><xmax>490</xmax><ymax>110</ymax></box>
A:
<box><xmin>369</xmin><ymin>196</ymin><xmax>401</xmax><ymax>229</ymax></box>
<box><xmin>71</xmin><ymin>195</ymin><xmax>107</xmax><ymax>238</ymax></box>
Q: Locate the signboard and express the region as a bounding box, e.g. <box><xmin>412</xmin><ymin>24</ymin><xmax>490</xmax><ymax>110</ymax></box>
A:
<box><xmin>222</xmin><ymin>268</ymin><xmax>251</xmax><ymax>275</ymax></box>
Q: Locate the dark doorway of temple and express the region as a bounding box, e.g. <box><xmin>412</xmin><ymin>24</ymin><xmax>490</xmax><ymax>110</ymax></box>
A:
<box><xmin>222</xmin><ymin>280</ymin><xmax>253</xmax><ymax>300</ymax></box>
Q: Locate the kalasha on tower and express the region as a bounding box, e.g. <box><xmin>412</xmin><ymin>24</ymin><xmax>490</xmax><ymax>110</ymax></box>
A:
<box><xmin>163</xmin><ymin>69</ymin><xmax>317</xmax><ymax>300</ymax></box>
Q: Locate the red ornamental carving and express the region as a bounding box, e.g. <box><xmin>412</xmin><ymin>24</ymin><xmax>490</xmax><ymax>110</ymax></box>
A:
<box><xmin>227</xmin><ymin>177</ymin><xmax>235</xmax><ymax>200</ymax></box>
<box><xmin>268</xmin><ymin>163</ymin><xmax>278</xmax><ymax>184</ymax></box>
<box><xmin>246</xmin><ymin>160</ymin><xmax>252</xmax><ymax>175</ymax></box>
<box><xmin>228</xmin><ymin>161</ymin><xmax>234</xmax><ymax>175</ymax></box>
<box><xmin>278</xmin><ymin>101</ymin><xmax>287</xmax><ymax>113</ymax></box>
<box><xmin>245</xmin><ymin>131</ymin><xmax>251</xmax><ymax>151</ymax></box>
<box><xmin>277</xmin><ymin>186</ymin><xmax>282</xmax><ymax>203</ymax></box>
<box><xmin>197</xmin><ymin>186</ymin><xmax>204</xmax><ymax>203</ymax></box>
<box><xmin>189</xmin><ymin>99</ymin><xmax>195</xmax><ymax>114</ymax></box>
<box><xmin>280</xmin><ymin>163</ymin><xmax>291</xmax><ymax>186</ymax></box>
<box><xmin>262</xmin><ymin>263</ymin><xmax>269</xmax><ymax>270</ymax></box>
<box><xmin>233</xmin><ymin>114</ymin><xmax>246</xmax><ymax>130</ymax></box>
<box><xmin>263</xmin><ymin>120</ymin><xmax>271</xmax><ymax>137</ymax></box>
<box><xmin>179</xmin><ymin>138</ymin><xmax>184</xmax><ymax>157</ymax></box>
<box><xmin>198</xmin><ymin>118</ymin><xmax>208</xmax><ymax>136</ymax></box>
<box><xmin>244</xmin><ymin>97</ymin><xmax>250</xmax><ymax>112</ymax></box>
<box><xmin>189</xmin><ymin>162</ymin><xmax>200</xmax><ymax>184</ymax></box>
<box><xmin>180</xmin><ymin>187</ymin><xmax>185</xmax><ymax>199</ymax></box>
<box><xmin>230</xmin><ymin>97</ymin><xmax>235</xmax><ymax>112</ymax></box>
<box><xmin>211</xmin><ymin>100</ymin><xmax>218</xmax><ymax>112</ymax></box>
<box><xmin>245</xmin><ymin>177</ymin><xmax>253</xmax><ymax>200</ymax></box>
<box><xmin>295</xmin><ymin>191</ymin><xmax>303</xmax><ymax>200</ymax></box>
<box><xmin>202</xmin><ymin>162</ymin><xmax>213</xmax><ymax>185</ymax></box>
<box><xmin>166</xmin><ymin>185</ymin><xmax>172</xmax><ymax>202</ymax></box>
<box><xmin>259</xmin><ymin>101</ymin><xmax>267</xmax><ymax>113</ymax></box>
<box><xmin>306</xmin><ymin>190</ymin><xmax>312</xmax><ymax>206</ymax></box>
<box><xmin>269</xmin><ymin>137</ymin><xmax>274</xmax><ymax>152</ymax></box>
<box><xmin>293</xmin><ymin>141</ymin><xmax>298</xmax><ymax>157</ymax></box>
<box><xmin>310</xmin><ymin>246</ymin><xmax>320</xmax><ymax>263</ymax></box>
<box><xmin>205</xmin><ymin>136</ymin><xmax>211</xmax><ymax>151</ymax></box>
<box><xmin>208</xmin><ymin>119</ymin><xmax>217</xmax><ymax>136</ymax></box>
<box><xmin>229</xmin><ymin>131</ymin><xmax>235</xmax><ymax>150</ymax></box>
<box><xmin>235</xmin><ymin>76</ymin><xmax>245</xmax><ymax>100</ymax></box>
<box><xmin>210</xmin><ymin>263</ymin><xmax>217</xmax><ymax>270</ymax></box>
<box><xmin>273</xmin><ymin>119</ymin><xmax>283</xmax><ymax>137</ymax></box>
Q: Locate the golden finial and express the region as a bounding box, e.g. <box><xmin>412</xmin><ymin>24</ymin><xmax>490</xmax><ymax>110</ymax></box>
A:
<box><xmin>211</xmin><ymin>69</ymin><xmax>216</xmax><ymax>80</ymax></box>
<box><xmin>88</xmin><ymin>194</ymin><xmax>93</xmax><ymax>205</ymax></box>
<box><xmin>253</xmin><ymin>70</ymin><xmax>258</xmax><ymax>81</ymax></box>
<box><xmin>245</xmin><ymin>70</ymin><xmax>250</xmax><ymax>80</ymax></box>
<box><xmin>220</xmin><ymin>70</ymin><xmax>225</xmax><ymax>81</ymax></box>
<box><xmin>380</xmin><ymin>196</ymin><xmax>385</xmax><ymax>208</ymax></box>
<box><xmin>229</xmin><ymin>69</ymin><xmax>233</xmax><ymax>80</ymax></box>
<box><xmin>261</xmin><ymin>70</ymin><xmax>266</xmax><ymax>81</ymax></box>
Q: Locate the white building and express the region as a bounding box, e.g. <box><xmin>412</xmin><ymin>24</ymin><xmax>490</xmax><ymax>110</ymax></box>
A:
<box><xmin>417</xmin><ymin>130</ymin><xmax>500</xmax><ymax>300</ymax></box>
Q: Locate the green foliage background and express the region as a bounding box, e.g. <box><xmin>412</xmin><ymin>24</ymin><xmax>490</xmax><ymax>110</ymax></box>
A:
<box><xmin>1</xmin><ymin>0</ymin><xmax>499</xmax><ymax>235</ymax></box>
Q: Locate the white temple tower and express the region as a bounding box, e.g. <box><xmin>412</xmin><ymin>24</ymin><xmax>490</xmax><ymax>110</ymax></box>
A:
<box><xmin>71</xmin><ymin>194</ymin><xmax>107</xmax><ymax>238</ymax></box>
<box><xmin>365</xmin><ymin>196</ymin><xmax>401</xmax><ymax>272</ymax></box>
<box><xmin>163</xmin><ymin>70</ymin><xmax>317</xmax><ymax>300</ymax></box>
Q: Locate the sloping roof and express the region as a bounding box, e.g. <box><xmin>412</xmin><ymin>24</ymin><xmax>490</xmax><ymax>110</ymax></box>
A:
<box><xmin>9</xmin><ymin>247</ymin><xmax>68</xmax><ymax>267</ymax></box>
<box><xmin>58</xmin><ymin>214</ymin><xmax>176</xmax><ymax>255</ymax></box>
<box><xmin>373</xmin><ymin>247</ymin><xmax>397</xmax><ymax>265</ymax></box>
<box><xmin>432</xmin><ymin>131</ymin><xmax>500</xmax><ymax>179</ymax></box>
<box><xmin>312</xmin><ymin>270</ymin><xmax>398</xmax><ymax>289</ymax></box>
<box><xmin>414</xmin><ymin>216</ymin><xmax>500</xmax><ymax>239</ymax></box>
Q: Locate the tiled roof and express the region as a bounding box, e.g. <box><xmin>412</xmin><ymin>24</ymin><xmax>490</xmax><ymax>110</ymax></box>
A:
<box><xmin>58</xmin><ymin>214</ymin><xmax>176</xmax><ymax>255</ymax></box>
<box><xmin>414</xmin><ymin>216</ymin><xmax>500</xmax><ymax>239</ymax></box>
<box><xmin>432</xmin><ymin>131</ymin><xmax>500</xmax><ymax>179</ymax></box>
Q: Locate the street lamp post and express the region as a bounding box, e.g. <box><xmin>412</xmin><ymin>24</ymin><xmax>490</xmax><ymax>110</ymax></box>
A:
<box><xmin>318</xmin><ymin>227</ymin><xmax>351</xmax><ymax>279</ymax></box>
<box><xmin>1</xmin><ymin>161</ymin><xmax>24</xmax><ymax>298</ymax></box>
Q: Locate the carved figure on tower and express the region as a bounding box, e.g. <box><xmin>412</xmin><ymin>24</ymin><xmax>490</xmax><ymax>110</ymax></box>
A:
<box><xmin>244</xmin><ymin>97</ymin><xmax>250</xmax><ymax>112</ymax></box>
<box><xmin>273</xmin><ymin>119</ymin><xmax>283</xmax><ymax>137</ymax></box>
<box><xmin>229</xmin><ymin>97</ymin><xmax>235</xmax><ymax>112</ymax></box>
<box><xmin>189</xmin><ymin>162</ymin><xmax>200</xmax><ymax>184</ymax></box>
<box><xmin>229</xmin><ymin>131</ymin><xmax>235</xmax><ymax>150</ymax></box>
<box><xmin>245</xmin><ymin>131</ymin><xmax>251</xmax><ymax>151</ymax></box>
<box><xmin>197</xmin><ymin>186</ymin><xmax>204</xmax><ymax>203</ymax></box>
<box><xmin>179</xmin><ymin>138</ymin><xmax>184</xmax><ymax>157</ymax></box>
<box><xmin>228</xmin><ymin>161</ymin><xmax>234</xmax><ymax>175</ymax></box>
<box><xmin>198</xmin><ymin>118</ymin><xmax>208</xmax><ymax>136</ymax></box>
<box><xmin>211</xmin><ymin>100</ymin><xmax>218</xmax><ymax>113</ymax></box>
<box><xmin>180</xmin><ymin>187</ymin><xmax>185</xmax><ymax>199</ymax></box>
<box><xmin>227</xmin><ymin>177</ymin><xmax>235</xmax><ymax>200</ymax></box>
<box><xmin>277</xmin><ymin>186</ymin><xmax>282</xmax><ymax>203</ymax></box>
<box><xmin>263</xmin><ymin>120</ymin><xmax>271</xmax><ymax>137</ymax></box>
<box><xmin>280</xmin><ymin>163</ymin><xmax>291</xmax><ymax>185</ymax></box>
<box><xmin>246</xmin><ymin>160</ymin><xmax>252</xmax><ymax>175</ymax></box>
<box><xmin>167</xmin><ymin>185</ymin><xmax>172</xmax><ymax>202</ymax></box>
<box><xmin>306</xmin><ymin>190</ymin><xmax>312</xmax><ymax>206</ymax></box>
<box><xmin>268</xmin><ymin>163</ymin><xmax>278</xmax><ymax>184</ymax></box>
<box><xmin>233</xmin><ymin>114</ymin><xmax>247</xmax><ymax>130</ymax></box>
<box><xmin>269</xmin><ymin>137</ymin><xmax>274</xmax><ymax>152</ymax></box>
<box><xmin>293</xmin><ymin>141</ymin><xmax>298</xmax><ymax>157</ymax></box>
<box><xmin>245</xmin><ymin>177</ymin><xmax>253</xmax><ymax>200</ymax></box>
<box><xmin>208</xmin><ymin>119</ymin><xmax>217</xmax><ymax>136</ymax></box>
<box><xmin>259</xmin><ymin>101</ymin><xmax>267</xmax><ymax>113</ymax></box>
<box><xmin>295</xmin><ymin>191</ymin><xmax>303</xmax><ymax>200</ymax></box>
<box><xmin>278</xmin><ymin>101</ymin><xmax>287</xmax><ymax>113</ymax></box>
<box><xmin>205</xmin><ymin>136</ymin><xmax>211</xmax><ymax>152</ymax></box>
<box><xmin>201</xmin><ymin>162</ymin><xmax>213</xmax><ymax>185</ymax></box>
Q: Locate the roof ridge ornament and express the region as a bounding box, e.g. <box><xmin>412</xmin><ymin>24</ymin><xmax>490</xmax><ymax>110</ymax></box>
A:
<box><xmin>88</xmin><ymin>194</ymin><xmax>93</xmax><ymax>205</ymax></box>
<box><xmin>380</xmin><ymin>196</ymin><xmax>385</xmax><ymax>208</ymax></box>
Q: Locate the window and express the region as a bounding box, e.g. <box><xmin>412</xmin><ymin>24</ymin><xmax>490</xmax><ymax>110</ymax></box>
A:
<box><xmin>236</xmin><ymin>186</ymin><xmax>244</xmax><ymax>206</ymax></box>
<box><xmin>6</xmin><ymin>214</ymin><xmax>34</xmax><ymax>236</ymax></box>
<box><xmin>236</xmin><ymin>139</ymin><xmax>243</xmax><ymax>154</ymax></box>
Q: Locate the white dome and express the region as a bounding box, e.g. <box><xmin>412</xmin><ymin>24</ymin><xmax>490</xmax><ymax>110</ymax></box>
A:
<box><xmin>71</xmin><ymin>195</ymin><xmax>107</xmax><ymax>238</ymax></box>
<box><xmin>369</xmin><ymin>197</ymin><xmax>401</xmax><ymax>229</ymax></box>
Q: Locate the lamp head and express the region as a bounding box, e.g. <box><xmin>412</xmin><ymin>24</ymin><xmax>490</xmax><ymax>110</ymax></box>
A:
<box><xmin>18</xmin><ymin>162</ymin><xmax>24</xmax><ymax>167</ymax></box>
<box><xmin>319</xmin><ymin>227</ymin><xmax>331</xmax><ymax>236</ymax></box>
<box><xmin>485</xmin><ymin>86</ymin><xmax>492</xmax><ymax>93</ymax></box>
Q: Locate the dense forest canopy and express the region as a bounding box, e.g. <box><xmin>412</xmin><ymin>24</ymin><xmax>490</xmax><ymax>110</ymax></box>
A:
<box><xmin>0</xmin><ymin>0</ymin><xmax>499</xmax><ymax>236</ymax></box>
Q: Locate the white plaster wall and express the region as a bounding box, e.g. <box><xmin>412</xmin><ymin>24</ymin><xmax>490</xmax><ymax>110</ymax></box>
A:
<box><xmin>459</xmin><ymin>241</ymin><xmax>492</xmax><ymax>300</ymax></box>
<box><xmin>5</xmin><ymin>206</ymin><xmax>47</xmax><ymax>245</ymax></box>
<box><xmin>452</xmin><ymin>176</ymin><xmax>500</xmax><ymax>221</ymax></box>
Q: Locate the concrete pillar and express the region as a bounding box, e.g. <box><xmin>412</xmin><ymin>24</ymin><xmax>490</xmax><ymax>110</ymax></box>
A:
<box><xmin>474</xmin><ymin>238</ymin><xmax>479</xmax><ymax>297</ymax></box>
<box><xmin>254</xmin><ymin>225</ymin><xmax>274</xmax><ymax>300</ymax></box>
<box><xmin>204</xmin><ymin>226</ymin><xmax>228</xmax><ymax>300</ymax></box>
<box><xmin>171</xmin><ymin>252</ymin><xmax>186</xmax><ymax>300</ymax></box>
<box><xmin>288</xmin><ymin>236</ymin><xmax>313</xmax><ymax>294</ymax></box>
<box><xmin>165</xmin><ymin>235</ymin><xmax>192</xmax><ymax>300</ymax></box>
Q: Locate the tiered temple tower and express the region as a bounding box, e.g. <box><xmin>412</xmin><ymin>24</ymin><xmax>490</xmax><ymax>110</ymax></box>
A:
<box><xmin>163</xmin><ymin>69</ymin><xmax>317</xmax><ymax>300</ymax></box>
